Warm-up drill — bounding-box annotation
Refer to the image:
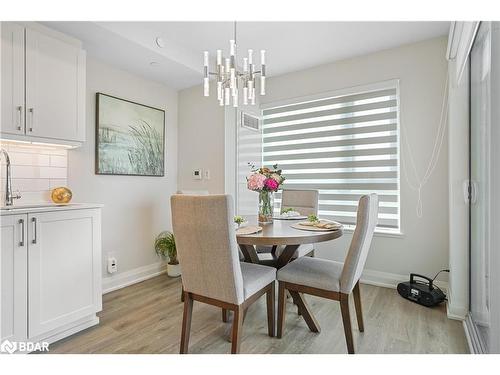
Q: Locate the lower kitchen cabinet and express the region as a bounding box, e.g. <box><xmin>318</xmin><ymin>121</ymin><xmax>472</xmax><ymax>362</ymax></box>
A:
<box><xmin>1</xmin><ymin>207</ymin><xmax>102</xmax><ymax>350</ymax></box>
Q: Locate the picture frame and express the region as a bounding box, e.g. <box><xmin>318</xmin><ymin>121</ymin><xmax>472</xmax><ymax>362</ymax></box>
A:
<box><xmin>95</xmin><ymin>93</ymin><xmax>166</xmax><ymax>177</ymax></box>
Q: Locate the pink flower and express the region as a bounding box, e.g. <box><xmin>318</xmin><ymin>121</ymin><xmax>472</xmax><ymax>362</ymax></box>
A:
<box><xmin>264</xmin><ymin>178</ymin><xmax>279</xmax><ymax>191</ymax></box>
<box><xmin>247</xmin><ymin>173</ymin><xmax>266</xmax><ymax>191</ymax></box>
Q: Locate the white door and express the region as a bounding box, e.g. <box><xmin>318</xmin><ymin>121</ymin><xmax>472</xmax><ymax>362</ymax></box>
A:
<box><xmin>28</xmin><ymin>209</ymin><xmax>101</xmax><ymax>339</ymax></box>
<box><xmin>0</xmin><ymin>22</ymin><xmax>25</xmax><ymax>136</ymax></box>
<box><xmin>25</xmin><ymin>27</ymin><xmax>85</xmax><ymax>142</ymax></box>
<box><xmin>0</xmin><ymin>214</ymin><xmax>28</xmax><ymax>343</ymax></box>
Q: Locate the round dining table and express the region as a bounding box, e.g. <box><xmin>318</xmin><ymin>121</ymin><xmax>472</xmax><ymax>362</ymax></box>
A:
<box><xmin>236</xmin><ymin>215</ymin><xmax>343</xmax><ymax>333</ymax></box>
<box><xmin>236</xmin><ymin>215</ymin><xmax>343</xmax><ymax>269</ymax></box>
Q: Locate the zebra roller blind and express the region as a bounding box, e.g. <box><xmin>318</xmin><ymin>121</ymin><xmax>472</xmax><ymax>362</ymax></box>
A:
<box><xmin>262</xmin><ymin>83</ymin><xmax>400</xmax><ymax>230</ymax></box>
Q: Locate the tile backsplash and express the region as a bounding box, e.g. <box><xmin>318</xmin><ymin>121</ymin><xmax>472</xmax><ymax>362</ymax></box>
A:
<box><xmin>0</xmin><ymin>141</ymin><xmax>68</xmax><ymax>204</ymax></box>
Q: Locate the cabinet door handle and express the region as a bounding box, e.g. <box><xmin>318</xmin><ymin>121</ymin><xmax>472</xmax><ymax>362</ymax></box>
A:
<box><xmin>31</xmin><ymin>217</ymin><xmax>37</xmax><ymax>244</ymax></box>
<box><xmin>28</xmin><ymin>108</ymin><xmax>34</xmax><ymax>132</ymax></box>
<box><xmin>19</xmin><ymin>219</ymin><xmax>25</xmax><ymax>247</ymax></box>
<box><xmin>16</xmin><ymin>106</ymin><xmax>23</xmax><ymax>131</ymax></box>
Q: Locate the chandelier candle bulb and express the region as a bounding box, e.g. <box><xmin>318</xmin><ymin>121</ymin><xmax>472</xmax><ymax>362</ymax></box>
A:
<box><xmin>217</xmin><ymin>82</ymin><xmax>223</xmax><ymax>100</ymax></box>
<box><xmin>230</xmin><ymin>39</ymin><xmax>235</xmax><ymax>56</ymax></box>
<box><xmin>248</xmin><ymin>80</ymin><xmax>254</xmax><ymax>99</ymax></box>
<box><xmin>224</xmin><ymin>87</ymin><xmax>230</xmax><ymax>106</ymax></box>
<box><xmin>243</xmin><ymin>57</ymin><xmax>248</xmax><ymax>72</ymax></box>
<box><xmin>233</xmin><ymin>90</ymin><xmax>238</xmax><ymax>107</ymax></box>
<box><xmin>203</xmin><ymin>51</ymin><xmax>209</xmax><ymax>68</ymax></box>
<box><xmin>243</xmin><ymin>87</ymin><xmax>248</xmax><ymax>105</ymax></box>
<box><xmin>251</xmin><ymin>88</ymin><xmax>256</xmax><ymax>105</ymax></box>
<box><xmin>203</xmin><ymin>77</ymin><xmax>209</xmax><ymax>96</ymax></box>
<box><xmin>260</xmin><ymin>50</ymin><xmax>266</xmax><ymax>65</ymax></box>
<box><xmin>248</xmin><ymin>49</ymin><xmax>253</xmax><ymax>64</ymax></box>
<box><xmin>216</xmin><ymin>49</ymin><xmax>222</xmax><ymax>65</ymax></box>
<box><xmin>260</xmin><ymin>76</ymin><xmax>266</xmax><ymax>95</ymax></box>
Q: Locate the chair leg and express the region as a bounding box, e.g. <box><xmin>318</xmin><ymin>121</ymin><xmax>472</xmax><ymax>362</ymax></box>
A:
<box><xmin>231</xmin><ymin>305</ymin><xmax>243</xmax><ymax>354</ymax></box>
<box><xmin>222</xmin><ymin>308</ymin><xmax>229</xmax><ymax>322</ymax></box>
<box><xmin>277</xmin><ymin>281</ymin><xmax>287</xmax><ymax>338</ymax></box>
<box><xmin>340</xmin><ymin>293</ymin><xmax>355</xmax><ymax>354</ymax></box>
<box><xmin>353</xmin><ymin>281</ymin><xmax>364</xmax><ymax>332</ymax></box>
<box><xmin>266</xmin><ymin>281</ymin><xmax>275</xmax><ymax>337</ymax></box>
<box><xmin>180</xmin><ymin>292</ymin><xmax>193</xmax><ymax>354</ymax></box>
<box><xmin>180</xmin><ymin>285</ymin><xmax>184</xmax><ymax>302</ymax></box>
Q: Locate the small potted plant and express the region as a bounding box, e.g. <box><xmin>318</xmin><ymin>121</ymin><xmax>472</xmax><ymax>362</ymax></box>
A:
<box><xmin>234</xmin><ymin>215</ymin><xmax>245</xmax><ymax>228</ymax></box>
<box><xmin>155</xmin><ymin>231</ymin><xmax>181</xmax><ymax>277</ymax></box>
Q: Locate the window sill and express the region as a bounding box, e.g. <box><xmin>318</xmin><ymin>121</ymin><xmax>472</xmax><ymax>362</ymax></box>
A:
<box><xmin>341</xmin><ymin>225</ymin><xmax>405</xmax><ymax>239</ymax></box>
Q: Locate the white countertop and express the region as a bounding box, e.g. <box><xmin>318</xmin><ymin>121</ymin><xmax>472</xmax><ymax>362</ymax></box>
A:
<box><xmin>0</xmin><ymin>203</ymin><xmax>103</xmax><ymax>216</ymax></box>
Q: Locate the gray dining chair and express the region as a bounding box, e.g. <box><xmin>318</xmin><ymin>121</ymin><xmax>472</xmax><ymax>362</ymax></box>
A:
<box><xmin>276</xmin><ymin>194</ymin><xmax>379</xmax><ymax>354</ymax></box>
<box><xmin>171</xmin><ymin>194</ymin><xmax>276</xmax><ymax>354</ymax></box>
<box><xmin>258</xmin><ymin>189</ymin><xmax>319</xmax><ymax>260</ymax></box>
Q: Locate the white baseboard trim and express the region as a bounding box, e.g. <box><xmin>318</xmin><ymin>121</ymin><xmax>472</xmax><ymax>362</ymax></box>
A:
<box><xmin>359</xmin><ymin>268</ymin><xmax>448</xmax><ymax>291</ymax></box>
<box><xmin>102</xmin><ymin>262</ymin><xmax>168</xmax><ymax>294</ymax></box>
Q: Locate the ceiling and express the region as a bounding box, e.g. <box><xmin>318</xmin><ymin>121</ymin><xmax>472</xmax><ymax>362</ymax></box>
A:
<box><xmin>44</xmin><ymin>21</ymin><xmax>450</xmax><ymax>90</ymax></box>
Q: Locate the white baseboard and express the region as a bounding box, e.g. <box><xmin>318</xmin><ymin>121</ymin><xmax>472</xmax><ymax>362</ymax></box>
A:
<box><xmin>102</xmin><ymin>262</ymin><xmax>168</xmax><ymax>294</ymax></box>
<box><xmin>360</xmin><ymin>268</ymin><xmax>448</xmax><ymax>291</ymax></box>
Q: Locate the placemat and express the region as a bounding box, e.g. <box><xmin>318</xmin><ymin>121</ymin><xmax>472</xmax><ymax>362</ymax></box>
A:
<box><xmin>291</xmin><ymin>221</ymin><xmax>342</xmax><ymax>232</ymax></box>
<box><xmin>236</xmin><ymin>225</ymin><xmax>263</xmax><ymax>235</ymax></box>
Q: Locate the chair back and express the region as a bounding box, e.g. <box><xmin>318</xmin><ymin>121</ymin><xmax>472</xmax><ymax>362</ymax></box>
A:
<box><xmin>281</xmin><ymin>189</ymin><xmax>319</xmax><ymax>216</ymax></box>
<box><xmin>171</xmin><ymin>194</ymin><xmax>244</xmax><ymax>304</ymax></box>
<box><xmin>340</xmin><ymin>194</ymin><xmax>379</xmax><ymax>293</ymax></box>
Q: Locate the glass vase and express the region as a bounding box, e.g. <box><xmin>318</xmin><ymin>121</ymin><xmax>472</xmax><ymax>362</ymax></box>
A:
<box><xmin>258</xmin><ymin>191</ymin><xmax>274</xmax><ymax>224</ymax></box>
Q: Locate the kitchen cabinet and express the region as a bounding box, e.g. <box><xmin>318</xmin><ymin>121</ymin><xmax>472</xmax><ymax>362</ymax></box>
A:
<box><xmin>0</xmin><ymin>214</ymin><xmax>28</xmax><ymax>343</ymax></box>
<box><xmin>0</xmin><ymin>205</ymin><xmax>101</xmax><ymax>350</ymax></box>
<box><xmin>1</xmin><ymin>22</ymin><xmax>86</xmax><ymax>145</ymax></box>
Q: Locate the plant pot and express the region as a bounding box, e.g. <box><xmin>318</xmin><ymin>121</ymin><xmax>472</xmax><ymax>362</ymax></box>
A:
<box><xmin>167</xmin><ymin>263</ymin><xmax>181</xmax><ymax>277</ymax></box>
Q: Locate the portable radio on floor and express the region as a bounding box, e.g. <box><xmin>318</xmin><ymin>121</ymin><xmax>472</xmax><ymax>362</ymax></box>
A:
<box><xmin>397</xmin><ymin>273</ymin><xmax>446</xmax><ymax>307</ymax></box>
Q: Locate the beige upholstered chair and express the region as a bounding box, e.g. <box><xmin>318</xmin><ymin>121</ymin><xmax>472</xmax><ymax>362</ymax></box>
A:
<box><xmin>171</xmin><ymin>194</ymin><xmax>276</xmax><ymax>354</ymax></box>
<box><xmin>276</xmin><ymin>194</ymin><xmax>379</xmax><ymax>354</ymax></box>
<box><xmin>259</xmin><ymin>189</ymin><xmax>319</xmax><ymax>259</ymax></box>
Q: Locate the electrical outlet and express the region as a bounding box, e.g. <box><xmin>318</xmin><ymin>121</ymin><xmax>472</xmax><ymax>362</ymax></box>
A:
<box><xmin>107</xmin><ymin>256</ymin><xmax>117</xmax><ymax>274</ymax></box>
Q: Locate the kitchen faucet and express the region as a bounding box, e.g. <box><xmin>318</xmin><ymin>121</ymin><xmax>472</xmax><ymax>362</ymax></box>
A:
<box><xmin>0</xmin><ymin>148</ymin><xmax>22</xmax><ymax>206</ymax></box>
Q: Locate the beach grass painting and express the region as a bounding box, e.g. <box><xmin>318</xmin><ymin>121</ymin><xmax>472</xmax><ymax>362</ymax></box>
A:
<box><xmin>96</xmin><ymin>93</ymin><xmax>165</xmax><ymax>176</ymax></box>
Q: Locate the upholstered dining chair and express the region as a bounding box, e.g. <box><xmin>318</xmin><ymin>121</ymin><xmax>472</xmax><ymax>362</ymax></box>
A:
<box><xmin>276</xmin><ymin>194</ymin><xmax>379</xmax><ymax>354</ymax></box>
<box><xmin>258</xmin><ymin>189</ymin><xmax>319</xmax><ymax>260</ymax></box>
<box><xmin>171</xmin><ymin>194</ymin><xmax>277</xmax><ymax>354</ymax></box>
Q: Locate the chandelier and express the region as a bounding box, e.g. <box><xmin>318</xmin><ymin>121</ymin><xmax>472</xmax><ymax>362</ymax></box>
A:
<box><xmin>203</xmin><ymin>22</ymin><xmax>266</xmax><ymax>107</ymax></box>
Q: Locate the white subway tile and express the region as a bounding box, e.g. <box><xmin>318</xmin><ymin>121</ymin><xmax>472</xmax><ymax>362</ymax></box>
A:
<box><xmin>11</xmin><ymin>165</ymin><xmax>40</xmax><ymax>179</ymax></box>
<box><xmin>49</xmin><ymin>179</ymin><xmax>68</xmax><ymax>190</ymax></box>
<box><xmin>11</xmin><ymin>178</ymin><xmax>50</xmax><ymax>192</ymax></box>
<box><xmin>9</xmin><ymin>152</ymin><xmax>50</xmax><ymax>166</ymax></box>
<box><xmin>40</xmin><ymin>167</ymin><xmax>67</xmax><ymax>179</ymax></box>
<box><xmin>50</xmin><ymin>155</ymin><xmax>67</xmax><ymax>168</ymax></box>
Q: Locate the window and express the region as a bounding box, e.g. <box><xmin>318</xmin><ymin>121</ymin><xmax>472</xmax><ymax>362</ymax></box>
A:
<box><xmin>262</xmin><ymin>82</ymin><xmax>400</xmax><ymax>231</ymax></box>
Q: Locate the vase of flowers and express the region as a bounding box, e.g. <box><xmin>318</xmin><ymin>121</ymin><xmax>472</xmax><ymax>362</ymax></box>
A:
<box><xmin>247</xmin><ymin>164</ymin><xmax>285</xmax><ymax>224</ymax></box>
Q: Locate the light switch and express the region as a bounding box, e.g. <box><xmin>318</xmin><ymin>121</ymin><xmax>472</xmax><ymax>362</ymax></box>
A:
<box><xmin>204</xmin><ymin>170</ymin><xmax>210</xmax><ymax>180</ymax></box>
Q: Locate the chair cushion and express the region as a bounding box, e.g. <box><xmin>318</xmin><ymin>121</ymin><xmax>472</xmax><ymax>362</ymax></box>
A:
<box><xmin>277</xmin><ymin>257</ymin><xmax>344</xmax><ymax>292</ymax></box>
<box><xmin>240</xmin><ymin>262</ymin><xmax>276</xmax><ymax>299</ymax></box>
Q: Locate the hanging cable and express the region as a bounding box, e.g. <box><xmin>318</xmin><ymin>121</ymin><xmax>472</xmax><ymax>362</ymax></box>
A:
<box><xmin>401</xmin><ymin>72</ymin><xmax>449</xmax><ymax>218</ymax></box>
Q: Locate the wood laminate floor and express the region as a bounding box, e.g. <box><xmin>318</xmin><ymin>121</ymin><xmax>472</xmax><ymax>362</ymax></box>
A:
<box><xmin>48</xmin><ymin>275</ymin><xmax>468</xmax><ymax>354</ymax></box>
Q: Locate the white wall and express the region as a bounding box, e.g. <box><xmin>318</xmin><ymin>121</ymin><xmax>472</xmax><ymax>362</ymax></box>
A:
<box><xmin>67</xmin><ymin>57</ymin><xmax>178</xmax><ymax>286</ymax></box>
<box><xmin>260</xmin><ymin>37</ymin><xmax>449</xmax><ymax>284</ymax></box>
<box><xmin>177</xmin><ymin>84</ymin><xmax>225</xmax><ymax>193</ymax></box>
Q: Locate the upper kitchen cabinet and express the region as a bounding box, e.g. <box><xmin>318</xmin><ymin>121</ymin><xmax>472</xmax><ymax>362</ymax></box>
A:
<box><xmin>1</xmin><ymin>23</ymin><xmax>25</xmax><ymax>136</ymax></box>
<box><xmin>1</xmin><ymin>22</ymin><xmax>86</xmax><ymax>145</ymax></box>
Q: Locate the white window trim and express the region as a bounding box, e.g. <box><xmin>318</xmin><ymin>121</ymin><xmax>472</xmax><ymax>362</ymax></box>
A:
<box><xmin>261</xmin><ymin>79</ymin><xmax>402</xmax><ymax>235</ymax></box>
